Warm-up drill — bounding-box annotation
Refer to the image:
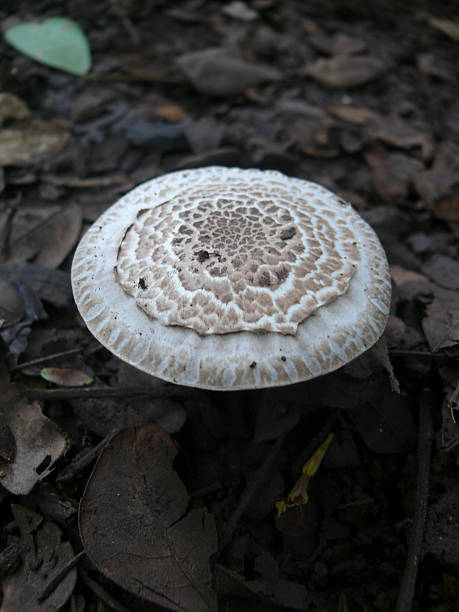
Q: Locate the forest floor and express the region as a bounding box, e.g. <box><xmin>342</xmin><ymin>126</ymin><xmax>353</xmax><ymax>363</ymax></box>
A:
<box><xmin>0</xmin><ymin>1</ymin><xmax>458</xmax><ymax>611</ymax></box>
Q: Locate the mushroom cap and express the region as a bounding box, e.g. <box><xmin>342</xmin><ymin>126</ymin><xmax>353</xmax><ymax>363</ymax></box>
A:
<box><xmin>71</xmin><ymin>167</ymin><xmax>391</xmax><ymax>390</ymax></box>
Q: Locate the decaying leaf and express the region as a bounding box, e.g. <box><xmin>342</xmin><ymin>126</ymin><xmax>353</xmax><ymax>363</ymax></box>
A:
<box><xmin>41</xmin><ymin>367</ymin><xmax>93</xmax><ymax>387</ymax></box>
<box><xmin>422</xmin><ymin>293</ymin><xmax>459</xmax><ymax>352</ymax></box>
<box><xmin>1</xmin><ymin>505</ymin><xmax>77</xmax><ymax>611</ymax></box>
<box><xmin>0</xmin><ymin>93</ymin><xmax>30</xmax><ymax>126</ymax></box>
<box><xmin>0</xmin><ymin>361</ymin><xmax>67</xmax><ymax>495</ymax></box>
<box><xmin>80</xmin><ymin>424</ymin><xmax>218</xmax><ymax>612</ymax></box>
<box><xmin>422</xmin><ymin>255</ymin><xmax>459</xmax><ymax>291</ymax></box>
<box><xmin>7</xmin><ymin>203</ymin><xmax>82</xmax><ymax>269</ymax></box>
<box><xmin>0</xmin><ymin>120</ymin><xmax>70</xmax><ymax>166</ymax></box>
<box><xmin>0</xmin><ymin>408</ymin><xmax>15</xmax><ymax>463</ymax></box>
<box><xmin>0</xmin><ymin>263</ymin><xmax>73</xmax><ymax>308</ymax></box>
<box><xmin>305</xmin><ymin>55</ymin><xmax>385</xmax><ymax>88</ymax></box>
<box><xmin>215</xmin><ymin>564</ymin><xmax>308</xmax><ymax>610</ymax></box>
<box><xmin>0</xmin><ymin>275</ymin><xmax>24</xmax><ymax>328</ymax></box>
<box><xmin>155</xmin><ymin>104</ymin><xmax>187</xmax><ymax>122</ymax></box>
<box><xmin>177</xmin><ymin>47</ymin><xmax>281</xmax><ymax>96</ymax></box>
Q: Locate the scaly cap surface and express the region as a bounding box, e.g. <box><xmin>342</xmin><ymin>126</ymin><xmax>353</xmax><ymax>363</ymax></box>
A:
<box><xmin>71</xmin><ymin>167</ymin><xmax>391</xmax><ymax>390</ymax></box>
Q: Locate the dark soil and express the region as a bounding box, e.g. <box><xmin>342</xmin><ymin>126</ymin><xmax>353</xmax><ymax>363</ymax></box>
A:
<box><xmin>0</xmin><ymin>2</ymin><xmax>458</xmax><ymax>611</ymax></box>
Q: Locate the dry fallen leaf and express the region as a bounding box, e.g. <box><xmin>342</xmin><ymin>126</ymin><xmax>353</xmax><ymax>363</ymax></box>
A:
<box><xmin>0</xmin><ymin>120</ymin><xmax>70</xmax><ymax>166</ymax></box>
<box><xmin>177</xmin><ymin>47</ymin><xmax>282</xmax><ymax>96</ymax></box>
<box><xmin>154</xmin><ymin>104</ymin><xmax>187</xmax><ymax>122</ymax></box>
<box><xmin>80</xmin><ymin>424</ymin><xmax>218</xmax><ymax>612</ymax></box>
<box><xmin>0</xmin><ymin>274</ymin><xmax>24</xmax><ymax>327</ymax></box>
<box><xmin>422</xmin><ymin>290</ymin><xmax>459</xmax><ymax>352</ymax></box>
<box><xmin>305</xmin><ymin>55</ymin><xmax>385</xmax><ymax>88</ymax></box>
<box><xmin>0</xmin><ymin>361</ymin><xmax>67</xmax><ymax>495</ymax></box>
<box><xmin>7</xmin><ymin>203</ymin><xmax>82</xmax><ymax>269</ymax></box>
<box><xmin>1</xmin><ymin>505</ymin><xmax>77</xmax><ymax>611</ymax></box>
<box><xmin>422</xmin><ymin>255</ymin><xmax>459</xmax><ymax>291</ymax></box>
<box><xmin>41</xmin><ymin>367</ymin><xmax>93</xmax><ymax>387</ymax></box>
<box><xmin>0</xmin><ymin>93</ymin><xmax>30</xmax><ymax>126</ymax></box>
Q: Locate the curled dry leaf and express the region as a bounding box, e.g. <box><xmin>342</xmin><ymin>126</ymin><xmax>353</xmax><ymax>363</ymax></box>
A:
<box><xmin>41</xmin><ymin>367</ymin><xmax>93</xmax><ymax>387</ymax></box>
<box><xmin>0</xmin><ymin>120</ymin><xmax>70</xmax><ymax>166</ymax></box>
<box><xmin>80</xmin><ymin>424</ymin><xmax>217</xmax><ymax>612</ymax></box>
<box><xmin>1</xmin><ymin>505</ymin><xmax>77</xmax><ymax>612</ymax></box>
<box><xmin>0</xmin><ymin>361</ymin><xmax>67</xmax><ymax>495</ymax></box>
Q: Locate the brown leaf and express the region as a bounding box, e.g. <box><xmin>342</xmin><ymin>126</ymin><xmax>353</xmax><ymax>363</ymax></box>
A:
<box><xmin>0</xmin><ymin>274</ymin><xmax>24</xmax><ymax>327</ymax></box>
<box><xmin>0</xmin><ymin>93</ymin><xmax>30</xmax><ymax>126</ymax></box>
<box><xmin>1</xmin><ymin>505</ymin><xmax>76</xmax><ymax>611</ymax></box>
<box><xmin>0</xmin><ymin>408</ymin><xmax>15</xmax><ymax>463</ymax></box>
<box><xmin>434</xmin><ymin>193</ymin><xmax>459</xmax><ymax>224</ymax></box>
<box><xmin>422</xmin><ymin>294</ymin><xmax>459</xmax><ymax>352</ymax></box>
<box><xmin>8</xmin><ymin>203</ymin><xmax>82</xmax><ymax>269</ymax></box>
<box><xmin>365</xmin><ymin>151</ymin><xmax>424</xmax><ymax>201</ymax></box>
<box><xmin>215</xmin><ymin>564</ymin><xmax>308</xmax><ymax>610</ymax></box>
<box><xmin>80</xmin><ymin>424</ymin><xmax>218</xmax><ymax>612</ymax></box>
<box><xmin>155</xmin><ymin>104</ymin><xmax>188</xmax><ymax>123</ymax></box>
<box><xmin>422</xmin><ymin>255</ymin><xmax>459</xmax><ymax>291</ymax></box>
<box><xmin>305</xmin><ymin>55</ymin><xmax>385</xmax><ymax>88</ymax></box>
<box><xmin>0</xmin><ymin>361</ymin><xmax>67</xmax><ymax>495</ymax></box>
<box><xmin>366</xmin><ymin>115</ymin><xmax>433</xmax><ymax>160</ymax></box>
<box><xmin>327</xmin><ymin>103</ymin><xmax>377</xmax><ymax>125</ymax></box>
<box><xmin>0</xmin><ymin>263</ymin><xmax>73</xmax><ymax>308</ymax></box>
<box><xmin>41</xmin><ymin>367</ymin><xmax>93</xmax><ymax>387</ymax></box>
<box><xmin>0</xmin><ymin>120</ymin><xmax>70</xmax><ymax>166</ymax></box>
<box><xmin>177</xmin><ymin>48</ymin><xmax>281</xmax><ymax>96</ymax></box>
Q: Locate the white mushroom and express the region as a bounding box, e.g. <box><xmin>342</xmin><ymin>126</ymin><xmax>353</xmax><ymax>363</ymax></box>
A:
<box><xmin>71</xmin><ymin>167</ymin><xmax>391</xmax><ymax>390</ymax></box>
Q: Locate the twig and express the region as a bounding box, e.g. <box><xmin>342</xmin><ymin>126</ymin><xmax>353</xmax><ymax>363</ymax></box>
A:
<box><xmin>9</xmin><ymin>348</ymin><xmax>82</xmax><ymax>372</ymax></box>
<box><xmin>38</xmin><ymin>551</ymin><xmax>86</xmax><ymax>602</ymax></box>
<box><xmin>395</xmin><ymin>390</ymin><xmax>433</xmax><ymax>612</ymax></box>
<box><xmin>217</xmin><ymin>433</ymin><xmax>286</xmax><ymax>556</ymax></box>
<box><xmin>56</xmin><ymin>435</ymin><xmax>112</xmax><ymax>482</ymax></box>
<box><xmin>389</xmin><ymin>349</ymin><xmax>446</xmax><ymax>360</ymax></box>
<box><xmin>22</xmin><ymin>386</ymin><xmax>179</xmax><ymax>401</ymax></box>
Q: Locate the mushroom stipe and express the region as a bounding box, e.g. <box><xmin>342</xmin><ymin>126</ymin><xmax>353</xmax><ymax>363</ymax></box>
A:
<box><xmin>71</xmin><ymin>167</ymin><xmax>391</xmax><ymax>390</ymax></box>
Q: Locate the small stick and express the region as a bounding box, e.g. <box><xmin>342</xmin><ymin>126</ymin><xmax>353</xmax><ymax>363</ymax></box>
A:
<box><xmin>22</xmin><ymin>386</ymin><xmax>179</xmax><ymax>401</ymax></box>
<box><xmin>9</xmin><ymin>348</ymin><xmax>82</xmax><ymax>372</ymax></box>
<box><xmin>395</xmin><ymin>390</ymin><xmax>433</xmax><ymax>612</ymax></box>
<box><xmin>38</xmin><ymin>551</ymin><xmax>86</xmax><ymax>602</ymax></box>
<box><xmin>56</xmin><ymin>435</ymin><xmax>112</xmax><ymax>482</ymax></box>
<box><xmin>217</xmin><ymin>433</ymin><xmax>286</xmax><ymax>556</ymax></box>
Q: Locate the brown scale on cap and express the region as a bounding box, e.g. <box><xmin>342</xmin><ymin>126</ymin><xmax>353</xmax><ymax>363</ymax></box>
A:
<box><xmin>115</xmin><ymin>184</ymin><xmax>360</xmax><ymax>335</ymax></box>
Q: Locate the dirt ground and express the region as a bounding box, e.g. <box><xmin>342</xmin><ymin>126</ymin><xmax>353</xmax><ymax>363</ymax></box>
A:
<box><xmin>0</xmin><ymin>1</ymin><xmax>458</xmax><ymax>611</ymax></box>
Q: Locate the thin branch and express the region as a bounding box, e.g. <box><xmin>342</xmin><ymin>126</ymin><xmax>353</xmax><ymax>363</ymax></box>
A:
<box><xmin>217</xmin><ymin>433</ymin><xmax>286</xmax><ymax>556</ymax></box>
<box><xmin>395</xmin><ymin>390</ymin><xmax>433</xmax><ymax>612</ymax></box>
<box><xmin>21</xmin><ymin>386</ymin><xmax>179</xmax><ymax>401</ymax></box>
<box><xmin>38</xmin><ymin>551</ymin><xmax>86</xmax><ymax>602</ymax></box>
<box><xmin>9</xmin><ymin>348</ymin><xmax>82</xmax><ymax>372</ymax></box>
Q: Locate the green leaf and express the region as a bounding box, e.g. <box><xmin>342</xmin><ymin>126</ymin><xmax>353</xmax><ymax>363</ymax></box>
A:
<box><xmin>4</xmin><ymin>17</ymin><xmax>92</xmax><ymax>76</ymax></box>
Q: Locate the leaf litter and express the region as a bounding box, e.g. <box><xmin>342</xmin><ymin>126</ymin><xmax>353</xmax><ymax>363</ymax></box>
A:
<box><xmin>0</xmin><ymin>2</ymin><xmax>458</xmax><ymax>610</ymax></box>
<box><xmin>79</xmin><ymin>424</ymin><xmax>218</xmax><ymax>612</ymax></box>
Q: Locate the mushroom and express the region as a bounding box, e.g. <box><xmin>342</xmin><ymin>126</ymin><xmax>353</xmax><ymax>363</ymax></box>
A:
<box><xmin>71</xmin><ymin>167</ymin><xmax>391</xmax><ymax>390</ymax></box>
